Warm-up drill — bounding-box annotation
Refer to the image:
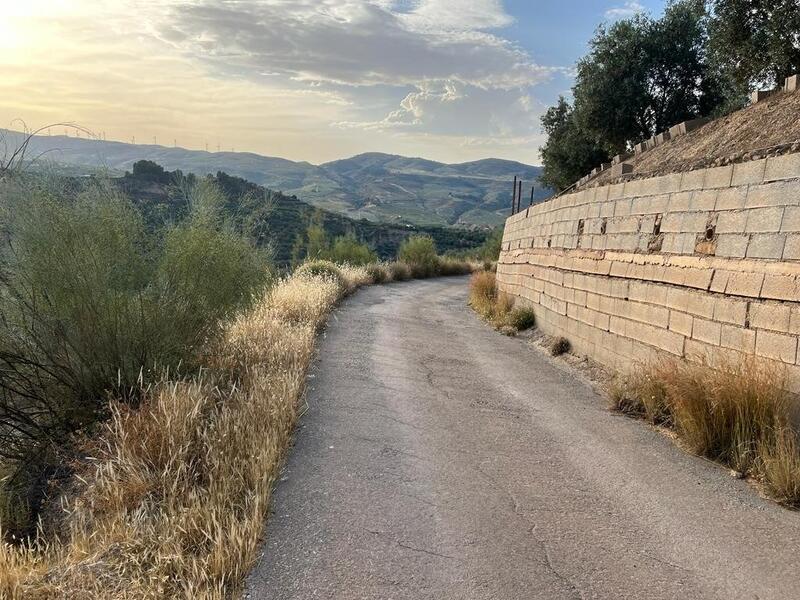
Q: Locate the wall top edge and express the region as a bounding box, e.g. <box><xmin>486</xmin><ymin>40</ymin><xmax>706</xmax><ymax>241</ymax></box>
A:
<box><xmin>505</xmin><ymin>152</ymin><xmax>800</xmax><ymax>226</ymax></box>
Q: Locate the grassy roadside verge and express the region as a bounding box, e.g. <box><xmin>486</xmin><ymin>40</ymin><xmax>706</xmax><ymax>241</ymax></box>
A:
<box><xmin>0</xmin><ymin>257</ymin><xmax>474</xmax><ymax>598</ymax></box>
<box><xmin>611</xmin><ymin>358</ymin><xmax>800</xmax><ymax>507</ymax></box>
<box><xmin>468</xmin><ymin>282</ymin><xmax>800</xmax><ymax>508</ymax></box>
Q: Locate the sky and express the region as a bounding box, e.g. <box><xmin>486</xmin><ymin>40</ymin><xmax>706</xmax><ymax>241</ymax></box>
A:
<box><xmin>0</xmin><ymin>0</ymin><xmax>666</xmax><ymax>165</ymax></box>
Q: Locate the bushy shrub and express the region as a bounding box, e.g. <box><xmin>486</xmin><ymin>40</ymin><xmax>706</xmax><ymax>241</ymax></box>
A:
<box><xmin>388</xmin><ymin>261</ymin><xmax>412</xmax><ymax>281</ymax></box>
<box><xmin>294</xmin><ymin>259</ymin><xmax>346</xmax><ymax>290</ymax></box>
<box><xmin>550</xmin><ymin>337</ymin><xmax>571</xmax><ymax>356</ymax></box>
<box><xmin>327</xmin><ymin>234</ymin><xmax>377</xmax><ymax>266</ymax></box>
<box><xmin>366</xmin><ymin>263</ymin><xmax>390</xmax><ymax>284</ymax></box>
<box><xmin>398</xmin><ymin>235</ymin><xmax>440</xmax><ymax>278</ymax></box>
<box><xmin>506</xmin><ymin>307</ymin><xmax>536</xmax><ymax>331</ymax></box>
<box><xmin>438</xmin><ymin>258</ymin><xmax>473</xmax><ymax>276</ymax></box>
<box><xmin>0</xmin><ymin>175</ymin><xmax>269</xmax><ymax>537</ymax></box>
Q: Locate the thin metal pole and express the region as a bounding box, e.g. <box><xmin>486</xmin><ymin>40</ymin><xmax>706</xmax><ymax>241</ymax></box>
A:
<box><xmin>517</xmin><ymin>180</ymin><xmax>523</xmax><ymax>214</ymax></box>
<box><xmin>511</xmin><ymin>176</ymin><xmax>517</xmax><ymax>214</ymax></box>
<box><xmin>530</xmin><ymin>185</ymin><xmax>535</xmax><ymax>207</ymax></box>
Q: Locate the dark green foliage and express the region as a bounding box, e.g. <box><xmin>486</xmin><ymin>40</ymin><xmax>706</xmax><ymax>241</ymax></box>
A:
<box><xmin>539</xmin><ymin>98</ymin><xmax>610</xmax><ymax>191</ymax></box>
<box><xmin>540</xmin><ymin>1</ymin><xmax>727</xmax><ymax>189</ymax></box>
<box><xmin>574</xmin><ymin>1</ymin><xmax>722</xmax><ymax>154</ymax></box>
<box><xmin>328</xmin><ymin>234</ymin><xmax>377</xmax><ymax>265</ymax></box>
<box><xmin>398</xmin><ymin>235</ymin><xmax>440</xmax><ymax>278</ymax></box>
<box><xmin>0</xmin><ymin>175</ymin><xmax>269</xmax><ymax>537</ymax></box>
<box><xmin>708</xmin><ymin>0</ymin><xmax>800</xmax><ymax>92</ymax></box>
<box><xmin>122</xmin><ymin>167</ymin><xmax>488</xmax><ymax>267</ymax></box>
<box><xmin>127</xmin><ymin>159</ymin><xmax>174</xmax><ymax>184</ymax></box>
<box><xmin>507</xmin><ymin>308</ymin><xmax>536</xmax><ymax>331</ymax></box>
<box><xmin>550</xmin><ymin>337</ymin><xmax>571</xmax><ymax>356</ymax></box>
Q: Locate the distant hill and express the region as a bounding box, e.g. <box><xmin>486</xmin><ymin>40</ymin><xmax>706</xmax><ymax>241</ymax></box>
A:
<box><xmin>1</xmin><ymin>130</ymin><xmax>545</xmax><ymax>227</ymax></box>
<box><xmin>115</xmin><ymin>164</ymin><xmax>489</xmax><ymax>266</ymax></box>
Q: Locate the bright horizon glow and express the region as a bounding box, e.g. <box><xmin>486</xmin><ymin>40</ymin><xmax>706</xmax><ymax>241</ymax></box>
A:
<box><xmin>0</xmin><ymin>0</ymin><xmax>666</xmax><ymax>165</ymax></box>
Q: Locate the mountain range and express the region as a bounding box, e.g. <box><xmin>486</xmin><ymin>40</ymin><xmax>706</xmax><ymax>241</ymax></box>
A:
<box><xmin>2</xmin><ymin>129</ymin><xmax>545</xmax><ymax>227</ymax></box>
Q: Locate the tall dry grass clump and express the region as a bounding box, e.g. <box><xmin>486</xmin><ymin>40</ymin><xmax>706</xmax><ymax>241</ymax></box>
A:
<box><xmin>468</xmin><ymin>271</ymin><xmax>535</xmax><ymax>334</ymax></box>
<box><xmin>613</xmin><ymin>356</ymin><xmax>800</xmax><ymax>506</ymax></box>
<box><xmin>0</xmin><ymin>272</ymin><xmax>341</xmax><ymax>599</ymax></box>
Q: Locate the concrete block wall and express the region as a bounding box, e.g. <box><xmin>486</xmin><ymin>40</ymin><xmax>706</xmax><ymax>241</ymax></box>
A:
<box><xmin>497</xmin><ymin>153</ymin><xmax>800</xmax><ymax>389</ymax></box>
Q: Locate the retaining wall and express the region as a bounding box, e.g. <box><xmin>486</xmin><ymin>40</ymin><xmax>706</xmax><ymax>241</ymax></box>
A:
<box><xmin>497</xmin><ymin>153</ymin><xmax>800</xmax><ymax>389</ymax></box>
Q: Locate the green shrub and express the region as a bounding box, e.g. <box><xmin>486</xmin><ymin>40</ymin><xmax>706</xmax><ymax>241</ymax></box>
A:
<box><xmin>366</xmin><ymin>263</ymin><xmax>389</xmax><ymax>284</ymax></box>
<box><xmin>0</xmin><ymin>175</ymin><xmax>270</xmax><ymax>538</ymax></box>
<box><xmin>398</xmin><ymin>235</ymin><xmax>440</xmax><ymax>278</ymax></box>
<box><xmin>506</xmin><ymin>307</ymin><xmax>536</xmax><ymax>331</ymax></box>
<box><xmin>388</xmin><ymin>261</ymin><xmax>412</xmax><ymax>281</ymax></box>
<box><xmin>295</xmin><ymin>259</ymin><xmax>346</xmax><ymax>289</ymax></box>
<box><xmin>328</xmin><ymin>234</ymin><xmax>377</xmax><ymax>266</ymax></box>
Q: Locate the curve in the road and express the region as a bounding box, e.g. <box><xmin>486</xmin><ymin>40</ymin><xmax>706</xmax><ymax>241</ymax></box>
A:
<box><xmin>246</xmin><ymin>277</ymin><xmax>800</xmax><ymax>600</ymax></box>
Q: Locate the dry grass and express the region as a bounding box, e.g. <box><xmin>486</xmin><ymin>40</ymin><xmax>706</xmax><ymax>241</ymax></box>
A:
<box><xmin>468</xmin><ymin>271</ymin><xmax>535</xmax><ymax>333</ymax></box>
<box><xmin>613</xmin><ymin>356</ymin><xmax>800</xmax><ymax>506</ymax></box>
<box><xmin>0</xmin><ymin>272</ymin><xmax>340</xmax><ymax>599</ymax></box>
<box><xmin>0</xmin><ymin>254</ymin><xmax>483</xmax><ymax>597</ymax></box>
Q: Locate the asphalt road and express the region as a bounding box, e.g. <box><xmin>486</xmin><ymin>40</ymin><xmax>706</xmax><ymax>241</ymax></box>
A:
<box><xmin>246</xmin><ymin>277</ymin><xmax>800</xmax><ymax>600</ymax></box>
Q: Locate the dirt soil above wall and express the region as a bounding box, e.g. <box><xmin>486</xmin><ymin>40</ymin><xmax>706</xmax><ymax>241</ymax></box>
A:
<box><xmin>588</xmin><ymin>89</ymin><xmax>800</xmax><ymax>188</ymax></box>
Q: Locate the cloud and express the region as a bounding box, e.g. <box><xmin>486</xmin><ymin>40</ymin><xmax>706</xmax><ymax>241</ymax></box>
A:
<box><xmin>604</xmin><ymin>1</ymin><xmax>645</xmax><ymax>20</ymax></box>
<box><xmin>335</xmin><ymin>81</ymin><xmax>544</xmax><ymax>140</ymax></box>
<box><xmin>154</xmin><ymin>0</ymin><xmax>552</xmax><ymax>90</ymax></box>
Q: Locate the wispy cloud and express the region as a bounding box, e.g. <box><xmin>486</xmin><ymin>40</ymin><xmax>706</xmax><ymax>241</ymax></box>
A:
<box><xmin>604</xmin><ymin>1</ymin><xmax>645</xmax><ymax>20</ymax></box>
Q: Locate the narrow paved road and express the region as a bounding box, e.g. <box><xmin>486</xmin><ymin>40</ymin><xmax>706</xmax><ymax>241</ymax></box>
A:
<box><xmin>246</xmin><ymin>277</ymin><xmax>800</xmax><ymax>600</ymax></box>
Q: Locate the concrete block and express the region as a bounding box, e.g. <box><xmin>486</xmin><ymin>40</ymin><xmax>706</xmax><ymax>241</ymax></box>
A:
<box><xmin>764</xmin><ymin>153</ymin><xmax>800</xmax><ymax>182</ymax></box>
<box><xmin>750</xmin><ymin>302</ymin><xmax>791</xmax><ymax>333</ymax></box>
<box><xmin>704</xmin><ymin>165</ymin><xmax>734</xmax><ymax>189</ymax></box>
<box><xmin>746</xmin><ymin>233</ymin><xmax>785</xmax><ymax>259</ymax></box>
<box><xmin>751</xmin><ymin>89</ymin><xmax>778</xmax><ymax>103</ymax></box>
<box><xmin>746</xmin><ymin>181</ymin><xmax>795</xmax><ymax>208</ymax></box>
<box><xmin>761</xmin><ymin>274</ymin><xmax>800</xmax><ymax>301</ymax></box>
<box><xmin>713</xmin><ymin>298</ymin><xmax>749</xmax><ymax>326</ymax></box>
<box><xmin>689</xmin><ymin>189</ymin><xmax>717</xmax><ymax>211</ymax></box>
<box><xmin>681</xmin><ymin>211</ymin><xmax>711</xmax><ymax>233</ymax></box>
<box><xmin>668</xmin><ymin>191</ymin><xmax>693</xmax><ymax>212</ymax></box>
<box><xmin>732</xmin><ymin>160</ymin><xmax>767</xmax><ymax>186</ymax></box>
<box><xmin>756</xmin><ymin>330</ymin><xmax>797</xmax><ymax>364</ymax></box>
<box><xmin>655</xmin><ymin>131</ymin><xmax>671</xmax><ymax>145</ymax></box>
<box><xmin>669</xmin><ymin>123</ymin><xmax>683</xmax><ymax>138</ymax></box>
<box><xmin>725</xmin><ymin>271</ymin><xmax>765</xmax><ymax>297</ymax></box>
<box><xmin>781</xmin><ymin>206</ymin><xmax>800</xmax><ymax>233</ymax></box>
<box><xmin>714</xmin><ymin>187</ymin><xmax>748</xmax><ymax>211</ymax></box>
<box><xmin>634</xmin><ymin>142</ymin><xmax>646</xmax><ymax>155</ymax></box>
<box><xmin>715</xmin><ymin>234</ymin><xmax>750</xmax><ymax>258</ymax></box>
<box><xmin>745</xmin><ymin>206</ymin><xmax>785</xmax><ymax>233</ymax></box>
<box><xmin>692</xmin><ymin>318</ymin><xmax>722</xmax><ymax>346</ymax></box>
<box><xmin>783</xmin><ymin>234</ymin><xmax>800</xmax><ymax>260</ymax></box>
<box><xmin>716</xmin><ymin>210</ymin><xmax>748</xmax><ymax>234</ymax></box>
<box><xmin>614</xmin><ymin>199</ymin><xmax>632</xmax><ymax>217</ymax></box>
<box><xmin>610</xmin><ymin>163</ymin><xmax>633</xmax><ymax>178</ymax></box>
<box><xmin>709</xmin><ymin>270</ymin><xmax>730</xmax><ymax>293</ymax></box>
<box><xmin>612</xmin><ymin>153</ymin><xmax>633</xmax><ymax>165</ymax></box>
<box><xmin>682</xmin><ymin>117</ymin><xmax>711</xmax><ymax>134</ymax></box>
<box><xmin>786</xmin><ymin>75</ymin><xmax>800</xmax><ymax>92</ymax></box>
<box><xmin>680</xmin><ymin>169</ymin><xmax>706</xmax><ymax>192</ymax></box>
<box><xmin>720</xmin><ymin>324</ymin><xmax>756</xmax><ymax>354</ymax></box>
<box><xmin>669</xmin><ymin>310</ymin><xmax>694</xmax><ymax>337</ymax></box>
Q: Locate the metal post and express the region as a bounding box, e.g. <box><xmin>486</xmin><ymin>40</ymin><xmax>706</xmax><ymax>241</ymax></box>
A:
<box><xmin>511</xmin><ymin>176</ymin><xmax>517</xmax><ymax>214</ymax></box>
<box><xmin>517</xmin><ymin>180</ymin><xmax>523</xmax><ymax>214</ymax></box>
<box><xmin>530</xmin><ymin>185</ymin><xmax>535</xmax><ymax>207</ymax></box>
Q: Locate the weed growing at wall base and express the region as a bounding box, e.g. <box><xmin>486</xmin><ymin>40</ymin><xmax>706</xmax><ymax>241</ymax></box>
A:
<box><xmin>612</xmin><ymin>357</ymin><xmax>800</xmax><ymax>507</ymax></box>
<box><xmin>468</xmin><ymin>271</ymin><xmax>536</xmax><ymax>334</ymax></box>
